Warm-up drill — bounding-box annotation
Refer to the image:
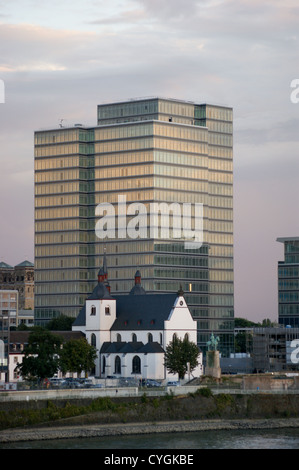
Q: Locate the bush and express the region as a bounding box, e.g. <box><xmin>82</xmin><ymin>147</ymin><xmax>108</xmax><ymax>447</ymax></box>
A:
<box><xmin>197</xmin><ymin>387</ymin><xmax>213</xmax><ymax>398</ymax></box>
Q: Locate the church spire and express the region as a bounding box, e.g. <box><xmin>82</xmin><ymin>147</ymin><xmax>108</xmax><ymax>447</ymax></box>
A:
<box><xmin>98</xmin><ymin>247</ymin><xmax>110</xmax><ymax>292</ymax></box>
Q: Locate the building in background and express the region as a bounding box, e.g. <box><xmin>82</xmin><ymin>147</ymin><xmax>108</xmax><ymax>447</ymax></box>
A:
<box><xmin>34</xmin><ymin>97</ymin><xmax>234</xmax><ymax>356</ymax></box>
<box><xmin>0</xmin><ymin>261</ymin><xmax>34</xmax><ymax>311</ymax></box>
<box><xmin>277</xmin><ymin>237</ymin><xmax>299</xmax><ymax>327</ymax></box>
<box><xmin>0</xmin><ymin>290</ymin><xmax>18</xmax><ymax>381</ymax></box>
<box><xmin>252</xmin><ymin>327</ymin><xmax>299</xmax><ymax>373</ymax></box>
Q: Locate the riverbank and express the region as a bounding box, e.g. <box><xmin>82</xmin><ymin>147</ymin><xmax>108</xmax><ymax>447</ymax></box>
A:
<box><xmin>1</xmin><ymin>418</ymin><xmax>299</xmax><ymax>443</ymax></box>
<box><xmin>2</xmin><ymin>389</ymin><xmax>299</xmax><ymax>443</ymax></box>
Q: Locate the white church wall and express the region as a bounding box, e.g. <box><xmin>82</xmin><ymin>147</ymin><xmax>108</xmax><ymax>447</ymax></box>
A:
<box><xmin>164</xmin><ymin>296</ymin><xmax>198</xmax><ymax>347</ymax></box>
<box><xmin>101</xmin><ymin>352</ymin><xmax>165</xmax><ymax>380</ymax></box>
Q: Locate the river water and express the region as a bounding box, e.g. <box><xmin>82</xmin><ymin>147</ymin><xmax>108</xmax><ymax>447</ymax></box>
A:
<box><xmin>1</xmin><ymin>427</ymin><xmax>299</xmax><ymax>449</ymax></box>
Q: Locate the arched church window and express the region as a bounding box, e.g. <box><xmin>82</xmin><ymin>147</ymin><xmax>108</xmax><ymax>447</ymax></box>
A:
<box><xmin>132</xmin><ymin>333</ymin><xmax>137</xmax><ymax>342</ymax></box>
<box><xmin>91</xmin><ymin>305</ymin><xmax>96</xmax><ymax>316</ymax></box>
<box><xmin>117</xmin><ymin>333</ymin><xmax>122</xmax><ymax>342</ymax></box>
<box><xmin>148</xmin><ymin>333</ymin><xmax>153</xmax><ymax>343</ymax></box>
<box><xmin>115</xmin><ymin>356</ymin><xmax>121</xmax><ymax>374</ymax></box>
<box><xmin>91</xmin><ymin>333</ymin><xmax>96</xmax><ymax>348</ymax></box>
<box><xmin>132</xmin><ymin>355</ymin><xmax>141</xmax><ymax>374</ymax></box>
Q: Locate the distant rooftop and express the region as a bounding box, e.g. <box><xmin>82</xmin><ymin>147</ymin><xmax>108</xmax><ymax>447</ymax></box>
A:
<box><xmin>15</xmin><ymin>260</ymin><xmax>34</xmax><ymax>267</ymax></box>
<box><xmin>277</xmin><ymin>237</ymin><xmax>299</xmax><ymax>243</ymax></box>
<box><xmin>0</xmin><ymin>260</ymin><xmax>34</xmax><ymax>269</ymax></box>
<box><xmin>0</xmin><ymin>262</ymin><xmax>13</xmax><ymax>269</ymax></box>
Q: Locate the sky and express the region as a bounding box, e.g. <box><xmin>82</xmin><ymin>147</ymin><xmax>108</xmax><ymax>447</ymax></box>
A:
<box><xmin>0</xmin><ymin>0</ymin><xmax>298</xmax><ymax>323</ymax></box>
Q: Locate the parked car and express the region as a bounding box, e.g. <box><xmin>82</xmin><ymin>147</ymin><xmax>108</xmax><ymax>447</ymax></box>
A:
<box><xmin>49</xmin><ymin>378</ymin><xmax>67</xmax><ymax>388</ymax></box>
<box><xmin>63</xmin><ymin>378</ymin><xmax>84</xmax><ymax>388</ymax></box>
<box><xmin>140</xmin><ymin>379</ymin><xmax>161</xmax><ymax>388</ymax></box>
<box><xmin>89</xmin><ymin>383</ymin><xmax>103</xmax><ymax>388</ymax></box>
<box><xmin>145</xmin><ymin>379</ymin><xmax>161</xmax><ymax>388</ymax></box>
<box><xmin>166</xmin><ymin>381</ymin><xmax>180</xmax><ymax>387</ymax></box>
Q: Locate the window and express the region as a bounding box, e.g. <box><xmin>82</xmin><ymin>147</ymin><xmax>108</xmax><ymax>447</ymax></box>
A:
<box><xmin>91</xmin><ymin>305</ymin><xmax>96</xmax><ymax>316</ymax></box>
<box><xmin>115</xmin><ymin>356</ymin><xmax>121</xmax><ymax>374</ymax></box>
<box><xmin>117</xmin><ymin>333</ymin><xmax>122</xmax><ymax>342</ymax></box>
<box><xmin>132</xmin><ymin>355</ymin><xmax>141</xmax><ymax>374</ymax></box>
<box><xmin>132</xmin><ymin>333</ymin><xmax>137</xmax><ymax>342</ymax></box>
<box><xmin>91</xmin><ymin>333</ymin><xmax>96</xmax><ymax>347</ymax></box>
<box><xmin>148</xmin><ymin>333</ymin><xmax>153</xmax><ymax>343</ymax></box>
<box><xmin>105</xmin><ymin>306</ymin><xmax>110</xmax><ymax>315</ymax></box>
<box><xmin>102</xmin><ymin>356</ymin><xmax>106</xmax><ymax>374</ymax></box>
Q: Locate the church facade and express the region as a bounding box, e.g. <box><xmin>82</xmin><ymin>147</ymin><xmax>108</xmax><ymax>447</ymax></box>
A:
<box><xmin>72</xmin><ymin>262</ymin><xmax>203</xmax><ymax>381</ymax></box>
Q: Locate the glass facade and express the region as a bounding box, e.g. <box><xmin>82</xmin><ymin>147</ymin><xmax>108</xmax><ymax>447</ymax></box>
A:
<box><xmin>277</xmin><ymin>238</ymin><xmax>299</xmax><ymax>326</ymax></box>
<box><xmin>34</xmin><ymin>98</ymin><xmax>234</xmax><ymax>356</ymax></box>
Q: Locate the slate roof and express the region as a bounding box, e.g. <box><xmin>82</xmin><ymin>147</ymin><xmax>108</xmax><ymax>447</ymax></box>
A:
<box><xmin>88</xmin><ymin>282</ymin><xmax>113</xmax><ymax>300</ymax></box>
<box><xmin>100</xmin><ymin>341</ymin><xmax>164</xmax><ymax>354</ymax></box>
<box><xmin>111</xmin><ymin>293</ymin><xmax>177</xmax><ymax>331</ymax></box>
<box><xmin>9</xmin><ymin>330</ymin><xmax>85</xmax><ymax>352</ymax></box>
<box><xmin>72</xmin><ymin>304</ymin><xmax>86</xmax><ymax>326</ymax></box>
<box><xmin>129</xmin><ymin>283</ymin><xmax>146</xmax><ymax>295</ymax></box>
<box><xmin>72</xmin><ymin>290</ymin><xmax>177</xmax><ymax>330</ymax></box>
<box><xmin>72</xmin><ymin>305</ymin><xmax>86</xmax><ymax>327</ymax></box>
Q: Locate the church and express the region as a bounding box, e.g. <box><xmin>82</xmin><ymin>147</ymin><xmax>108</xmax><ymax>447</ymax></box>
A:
<box><xmin>72</xmin><ymin>257</ymin><xmax>203</xmax><ymax>381</ymax></box>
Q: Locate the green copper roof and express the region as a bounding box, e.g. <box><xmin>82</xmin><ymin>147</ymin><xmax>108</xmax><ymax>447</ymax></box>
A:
<box><xmin>0</xmin><ymin>261</ymin><xmax>13</xmax><ymax>268</ymax></box>
<box><xmin>15</xmin><ymin>260</ymin><xmax>34</xmax><ymax>267</ymax></box>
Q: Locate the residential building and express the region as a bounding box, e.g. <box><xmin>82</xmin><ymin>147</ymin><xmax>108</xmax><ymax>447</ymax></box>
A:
<box><xmin>277</xmin><ymin>237</ymin><xmax>299</xmax><ymax>327</ymax></box>
<box><xmin>4</xmin><ymin>330</ymin><xmax>85</xmax><ymax>383</ymax></box>
<box><xmin>0</xmin><ymin>261</ymin><xmax>34</xmax><ymax>311</ymax></box>
<box><xmin>34</xmin><ymin>97</ymin><xmax>234</xmax><ymax>356</ymax></box>
<box><xmin>0</xmin><ymin>290</ymin><xmax>18</xmax><ymax>381</ymax></box>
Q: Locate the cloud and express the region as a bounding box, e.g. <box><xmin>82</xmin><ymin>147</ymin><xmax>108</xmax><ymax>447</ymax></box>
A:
<box><xmin>0</xmin><ymin>1</ymin><xmax>298</xmax><ymax>321</ymax></box>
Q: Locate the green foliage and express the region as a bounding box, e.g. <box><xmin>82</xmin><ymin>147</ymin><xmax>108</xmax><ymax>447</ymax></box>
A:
<box><xmin>164</xmin><ymin>335</ymin><xmax>199</xmax><ymax>379</ymax></box>
<box><xmin>234</xmin><ymin>317</ymin><xmax>278</xmax><ymax>328</ymax></box>
<box><xmin>197</xmin><ymin>387</ymin><xmax>213</xmax><ymax>398</ymax></box>
<box><xmin>15</xmin><ymin>328</ymin><xmax>63</xmax><ymax>382</ymax></box>
<box><xmin>59</xmin><ymin>337</ymin><xmax>97</xmax><ymax>376</ymax></box>
<box><xmin>214</xmin><ymin>393</ymin><xmax>234</xmax><ymax>413</ymax></box>
<box><xmin>46</xmin><ymin>315</ymin><xmax>75</xmax><ymax>331</ymax></box>
<box><xmin>234</xmin><ymin>317</ymin><xmax>259</xmax><ymax>328</ymax></box>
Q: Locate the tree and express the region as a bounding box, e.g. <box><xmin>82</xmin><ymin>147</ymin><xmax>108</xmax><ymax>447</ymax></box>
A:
<box><xmin>59</xmin><ymin>338</ymin><xmax>97</xmax><ymax>377</ymax></box>
<box><xmin>164</xmin><ymin>335</ymin><xmax>200</xmax><ymax>380</ymax></box>
<box><xmin>16</xmin><ymin>328</ymin><xmax>63</xmax><ymax>383</ymax></box>
<box><xmin>46</xmin><ymin>315</ymin><xmax>75</xmax><ymax>331</ymax></box>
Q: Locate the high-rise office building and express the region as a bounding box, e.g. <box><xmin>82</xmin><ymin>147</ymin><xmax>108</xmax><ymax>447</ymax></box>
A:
<box><xmin>34</xmin><ymin>97</ymin><xmax>234</xmax><ymax>356</ymax></box>
<box><xmin>277</xmin><ymin>237</ymin><xmax>299</xmax><ymax>327</ymax></box>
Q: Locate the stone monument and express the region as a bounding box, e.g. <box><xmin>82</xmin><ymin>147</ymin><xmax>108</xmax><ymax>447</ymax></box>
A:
<box><xmin>205</xmin><ymin>333</ymin><xmax>221</xmax><ymax>379</ymax></box>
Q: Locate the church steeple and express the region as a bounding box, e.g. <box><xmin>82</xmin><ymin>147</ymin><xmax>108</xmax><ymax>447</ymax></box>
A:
<box><xmin>97</xmin><ymin>248</ymin><xmax>111</xmax><ymax>293</ymax></box>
